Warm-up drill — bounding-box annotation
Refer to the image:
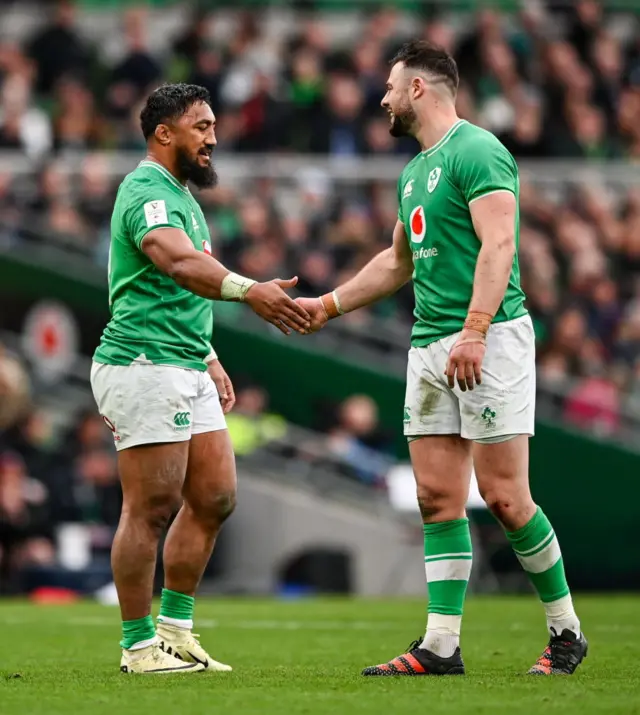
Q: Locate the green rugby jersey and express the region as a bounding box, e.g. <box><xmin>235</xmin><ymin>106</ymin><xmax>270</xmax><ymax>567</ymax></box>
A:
<box><xmin>94</xmin><ymin>160</ymin><xmax>213</xmax><ymax>371</ymax></box>
<box><xmin>397</xmin><ymin>120</ymin><xmax>527</xmax><ymax>347</ymax></box>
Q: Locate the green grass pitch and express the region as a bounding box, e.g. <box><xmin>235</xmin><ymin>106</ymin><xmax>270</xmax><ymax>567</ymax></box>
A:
<box><xmin>1</xmin><ymin>595</ymin><xmax>639</xmax><ymax>715</ymax></box>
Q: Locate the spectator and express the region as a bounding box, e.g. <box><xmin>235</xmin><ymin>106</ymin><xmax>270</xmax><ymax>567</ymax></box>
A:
<box><xmin>324</xmin><ymin>395</ymin><xmax>394</xmax><ymax>487</ymax></box>
<box><xmin>0</xmin><ymin>345</ymin><xmax>30</xmax><ymax>432</ymax></box>
<box><xmin>105</xmin><ymin>9</ymin><xmax>162</xmax><ymax>123</ymax></box>
<box><xmin>26</xmin><ymin>0</ymin><xmax>91</xmax><ymax>96</ymax></box>
<box><xmin>0</xmin><ymin>451</ymin><xmax>55</xmax><ymax>593</ymax></box>
<box><xmin>225</xmin><ymin>384</ymin><xmax>287</xmax><ymax>456</ymax></box>
<box><xmin>0</xmin><ymin>73</ymin><xmax>52</xmax><ymax>160</ymax></box>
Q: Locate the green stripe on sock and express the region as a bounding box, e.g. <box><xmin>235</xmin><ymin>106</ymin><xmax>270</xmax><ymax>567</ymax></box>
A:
<box><xmin>505</xmin><ymin>506</ymin><xmax>571</xmax><ymax>604</ymax></box>
<box><xmin>513</xmin><ymin>529</ymin><xmax>555</xmax><ymax>558</ymax></box>
<box><xmin>159</xmin><ymin>588</ymin><xmax>195</xmax><ymax>622</ymax></box>
<box><xmin>423</xmin><ymin>518</ymin><xmax>472</xmax><ymax>616</ymax></box>
<box><xmin>506</xmin><ymin>506</ymin><xmax>552</xmax><ymax>550</ymax></box>
<box><xmin>121</xmin><ymin>615</ymin><xmax>155</xmax><ymax>650</ymax></box>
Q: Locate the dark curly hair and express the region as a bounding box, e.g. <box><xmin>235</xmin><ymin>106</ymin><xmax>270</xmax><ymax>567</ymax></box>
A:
<box><xmin>139</xmin><ymin>83</ymin><xmax>212</xmax><ymax>140</ymax></box>
<box><xmin>391</xmin><ymin>40</ymin><xmax>459</xmax><ymax>95</ymax></box>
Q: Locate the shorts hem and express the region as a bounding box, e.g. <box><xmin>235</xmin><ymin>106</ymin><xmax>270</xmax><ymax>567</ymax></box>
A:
<box><xmin>464</xmin><ymin>430</ymin><xmax>534</xmax><ymax>442</ymax></box>
<box><xmin>115</xmin><ymin>433</ymin><xmax>192</xmax><ymax>451</ymax></box>
<box><xmin>404</xmin><ymin>429</ymin><xmax>461</xmax><ymax>439</ymax></box>
<box><xmin>191</xmin><ymin>424</ymin><xmax>227</xmax><ymax>436</ymax></box>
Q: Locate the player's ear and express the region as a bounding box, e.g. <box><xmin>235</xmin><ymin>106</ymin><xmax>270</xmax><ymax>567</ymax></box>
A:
<box><xmin>155</xmin><ymin>123</ymin><xmax>171</xmax><ymax>146</ymax></box>
<box><xmin>411</xmin><ymin>76</ymin><xmax>425</xmax><ymax>100</ymax></box>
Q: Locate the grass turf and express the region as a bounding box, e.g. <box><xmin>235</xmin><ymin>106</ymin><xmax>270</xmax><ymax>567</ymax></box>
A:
<box><xmin>0</xmin><ymin>595</ymin><xmax>639</xmax><ymax>715</ymax></box>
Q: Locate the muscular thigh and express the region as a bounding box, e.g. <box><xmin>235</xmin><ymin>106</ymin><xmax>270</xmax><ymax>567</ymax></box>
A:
<box><xmin>409</xmin><ymin>435</ymin><xmax>472</xmax><ymax>522</ymax></box>
<box><xmin>118</xmin><ymin>442</ymin><xmax>189</xmax><ymax>513</ymax></box>
<box><xmin>183</xmin><ymin>430</ymin><xmax>236</xmax><ymax>509</ymax></box>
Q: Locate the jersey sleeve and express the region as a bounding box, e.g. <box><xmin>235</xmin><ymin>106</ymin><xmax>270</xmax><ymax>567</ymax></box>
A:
<box><xmin>453</xmin><ymin>136</ymin><xmax>517</xmax><ymax>205</ymax></box>
<box><xmin>123</xmin><ymin>182</ymin><xmax>188</xmax><ymax>250</ymax></box>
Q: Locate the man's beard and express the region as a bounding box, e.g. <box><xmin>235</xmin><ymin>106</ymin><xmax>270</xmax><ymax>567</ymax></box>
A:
<box><xmin>176</xmin><ymin>145</ymin><xmax>218</xmax><ymax>189</ymax></box>
<box><xmin>389</xmin><ymin>105</ymin><xmax>417</xmax><ymax>138</ymax></box>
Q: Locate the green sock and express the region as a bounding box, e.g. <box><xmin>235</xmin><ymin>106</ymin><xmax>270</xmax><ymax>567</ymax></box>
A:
<box><xmin>422</xmin><ymin>518</ymin><xmax>472</xmax><ymax>657</ymax></box>
<box><xmin>121</xmin><ymin>615</ymin><xmax>155</xmax><ymax>650</ymax></box>
<box><xmin>424</xmin><ymin>518</ymin><xmax>473</xmax><ymax>616</ymax></box>
<box><xmin>158</xmin><ymin>588</ymin><xmax>195</xmax><ymax>627</ymax></box>
<box><xmin>506</xmin><ymin>506</ymin><xmax>580</xmax><ymax>635</ymax></box>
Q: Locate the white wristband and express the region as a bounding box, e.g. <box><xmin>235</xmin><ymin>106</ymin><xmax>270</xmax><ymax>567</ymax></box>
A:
<box><xmin>221</xmin><ymin>272</ymin><xmax>257</xmax><ymax>301</ymax></box>
<box><xmin>332</xmin><ymin>290</ymin><xmax>345</xmax><ymax>315</ymax></box>
<box><xmin>204</xmin><ymin>349</ymin><xmax>217</xmax><ymax>364</ymax></box>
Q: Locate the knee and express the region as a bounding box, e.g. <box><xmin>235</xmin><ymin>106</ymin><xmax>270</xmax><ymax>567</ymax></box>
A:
<box><xmin>138</xmin><ymin>493</ymin><xmax>183</xmax><ymax>534</ymax></box>
<box><xmin>480</xmin><ymin>483</ymin><xmax>532</xmax><ymax>527</ymax></box>
<box><xmin>190</xmin><ymin>489</ymin><xmax>237</xmax><ymax>527</ymax></box>
<box><xmin>481</xmin><ymin>486</ymin><xmax>512</xmax><ymax>522</ymax></box>
<box><xmin>416</xmin><ymin>484</ymin><xmax>461</xmax><ymax>522</ymax></box>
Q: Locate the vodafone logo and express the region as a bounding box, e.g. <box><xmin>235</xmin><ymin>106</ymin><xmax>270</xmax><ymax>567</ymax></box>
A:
<box><xmin>409</xmin><ymin>205</ymin><xmax>426</xmax><ymax>244</ymax></box>
<box><xmin>202</xmin><ymin>240</ymin><xmax>212</xmax><ymax>255</ymax></box>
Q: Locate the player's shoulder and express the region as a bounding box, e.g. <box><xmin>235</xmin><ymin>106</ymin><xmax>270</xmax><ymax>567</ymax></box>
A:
<box><xmin>117</xmin><ymin>161</ymin><xmax>188</xmax><ymax>204</ymax></box>
<box><xmin>451</xmin><ymin>121</ymin><xmax>515</xmax><ymax>161</ymax></box>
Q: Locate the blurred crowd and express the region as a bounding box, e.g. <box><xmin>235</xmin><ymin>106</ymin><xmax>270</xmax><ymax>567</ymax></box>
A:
<box><xmin>0</xmin><ymin>347</ymin><xmax>121</xmax><ymax>591</ymax></box>
<box><xmin>2</xmin><ymin>0</ymin><xmax>640</xmax><ymax>588</ymax></box>
<box><xmin>0</xmin><ymin>1</ymin><xmax>638</xmax><ymax>159</ymax></box>
<box><xmin>3</xmin><ymin>153</ymin><xmax>640</xmax><ymax>432</ymax></box>
<box><xmin>0</xmin><ymin>1</ymin><xmax>637</xmax><ymax>428</ymax></box>
<box><xmin>3</xmin><ymin>0</ymin><xmax>639</xmax><ymax>595</ymax></box>
<box><xmin>0</xmin><ymin>344</ymin><xmax>395</xmax><ymax>591</ymax></box>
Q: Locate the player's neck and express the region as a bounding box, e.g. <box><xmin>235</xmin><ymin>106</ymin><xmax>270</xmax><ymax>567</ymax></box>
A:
<box><xmin>144</xmin><ymin>152</ymin><xmax>187</xmax><ymax>186</ymax></box>
<box><xmin>415</xmin><ymin>110</ymin><xmax>461</xmax><ymax>154</ymax></box>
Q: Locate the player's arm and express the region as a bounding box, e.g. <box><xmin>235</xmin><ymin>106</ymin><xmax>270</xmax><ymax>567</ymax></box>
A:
<box><xmin>141</xmin><ymin>228</ymin><xmax>310</xmax><ymax>335</ymax></box>
<box><xmin>445</xmin><ymin>140</ymin><xmax>518</xmax><ymax>391</ymax></box>
<box><xmin>467</xmin><ymin>190</ymin><xmax>516</xmax><ymax>321</ymax></box>
<box><xmin>297</xmin><ymin>220</ymin><xmax>413</xmax><ymax>330</ymax></box>
<box><xmin>142</xmin><ymin>227</ymin><xmax>232</xmax><ymax>300</ymax></box>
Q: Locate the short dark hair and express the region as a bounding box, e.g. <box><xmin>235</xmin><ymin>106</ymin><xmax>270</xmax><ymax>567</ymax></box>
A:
<box><xmin>140</xmin><ymin>83</ymin><xmax>212</xmax><ymax>140</ymax></box>
<box><xmin>391</xmin><ymin>40</ymin><xmax>459</xmax><ymax>94</ymax></box>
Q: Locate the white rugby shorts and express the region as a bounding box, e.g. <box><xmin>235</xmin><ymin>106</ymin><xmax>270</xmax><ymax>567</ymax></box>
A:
<box><xmin>403</xmin><ymin>315</ymin><xmax>535</xmax><ymax>441</ymax></box>
<box><xmin>90</xmin><ymin>358</ymin><xmax>226</xmax><ymax>451</ymax></box>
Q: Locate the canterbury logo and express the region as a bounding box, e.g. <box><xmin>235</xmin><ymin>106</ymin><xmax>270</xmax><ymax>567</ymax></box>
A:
<box><xmin>173</xmin><ymin>411</ymin><xmax>191</xmax><ymax>427</ymax></box>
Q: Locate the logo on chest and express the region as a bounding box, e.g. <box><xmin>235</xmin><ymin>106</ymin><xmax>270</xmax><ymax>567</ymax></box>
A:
<box><xmin>427</xmin><ymin>167</ymin><xmax>441</xmax><ymax>193</ymax></box>
<box><xmin>409</xmin><ymin>205</ymin><xmax>426</xmax><ymax>244</ymax></box>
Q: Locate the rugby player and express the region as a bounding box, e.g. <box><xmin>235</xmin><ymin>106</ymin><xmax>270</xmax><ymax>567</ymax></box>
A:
<box><xmin>297</xmin><ymin>41</ymin><xmax>587</xmax><ymax>677</ymax></box>
<box><xmin>91</xmin><ymin>83</ymin><xmax>310</xmax><ymax>674</ymax></box>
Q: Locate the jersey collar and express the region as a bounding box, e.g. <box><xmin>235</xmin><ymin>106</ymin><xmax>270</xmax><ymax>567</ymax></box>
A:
<box><xmin>421</xmin><ymin>119</ymin><xmax>467</xmax><ymax>158</ymax></box>
<box><xmin>138</xmin><ymin>160</ymin><xmax>190</xmax><ymax>194</ymax></box>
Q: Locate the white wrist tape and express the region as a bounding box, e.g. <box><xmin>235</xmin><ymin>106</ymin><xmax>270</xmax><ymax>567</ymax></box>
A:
<box><xmin>221</xmin><ymin>272</ymin><xmax>257</xmax><ymax>301</ymax></box>
<box><xmin>204</xmin><ymin>349</ymin><xmax>217</xmax><ymax>365</ymax></box>
<box><xmin>332</xmin><ymin>290</ymin><xmax>345</xmax><ymax>315</ymax></box>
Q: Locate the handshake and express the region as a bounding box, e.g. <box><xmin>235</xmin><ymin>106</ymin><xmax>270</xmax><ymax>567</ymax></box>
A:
<box><xmin>243</xmin><ymin>276</ymin><xmax>338</xmax><ymax>336</ymax></box>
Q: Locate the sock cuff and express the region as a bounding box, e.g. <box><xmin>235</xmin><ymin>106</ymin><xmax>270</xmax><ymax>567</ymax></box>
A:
<box><xmin>505</xmin><ymin>506</ymin><xmax>552</xmax><ymax>544</ymax></box>
<box><xmin>159</xmin><ymin>588</ymin><xmax>195</xmax><ymax>623</ymax></box>
<box><xmin>423</xmin><ymin>518</ymin><xmax>469</xmax><ymax>537</ymax></box>
<box><xmin>161</xmin><ymin>588</ymin><xmax>195</xmax><ymax>606</ymax></box>
<box><xmin>123</xmin><ymin>615</ymin><xmax>154</xmax><ymax>629</ymax></box>
<box><xmin>121</xmin><ymin>615</ymin><xmax>156</xmax><ymax>650</ymax></box>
